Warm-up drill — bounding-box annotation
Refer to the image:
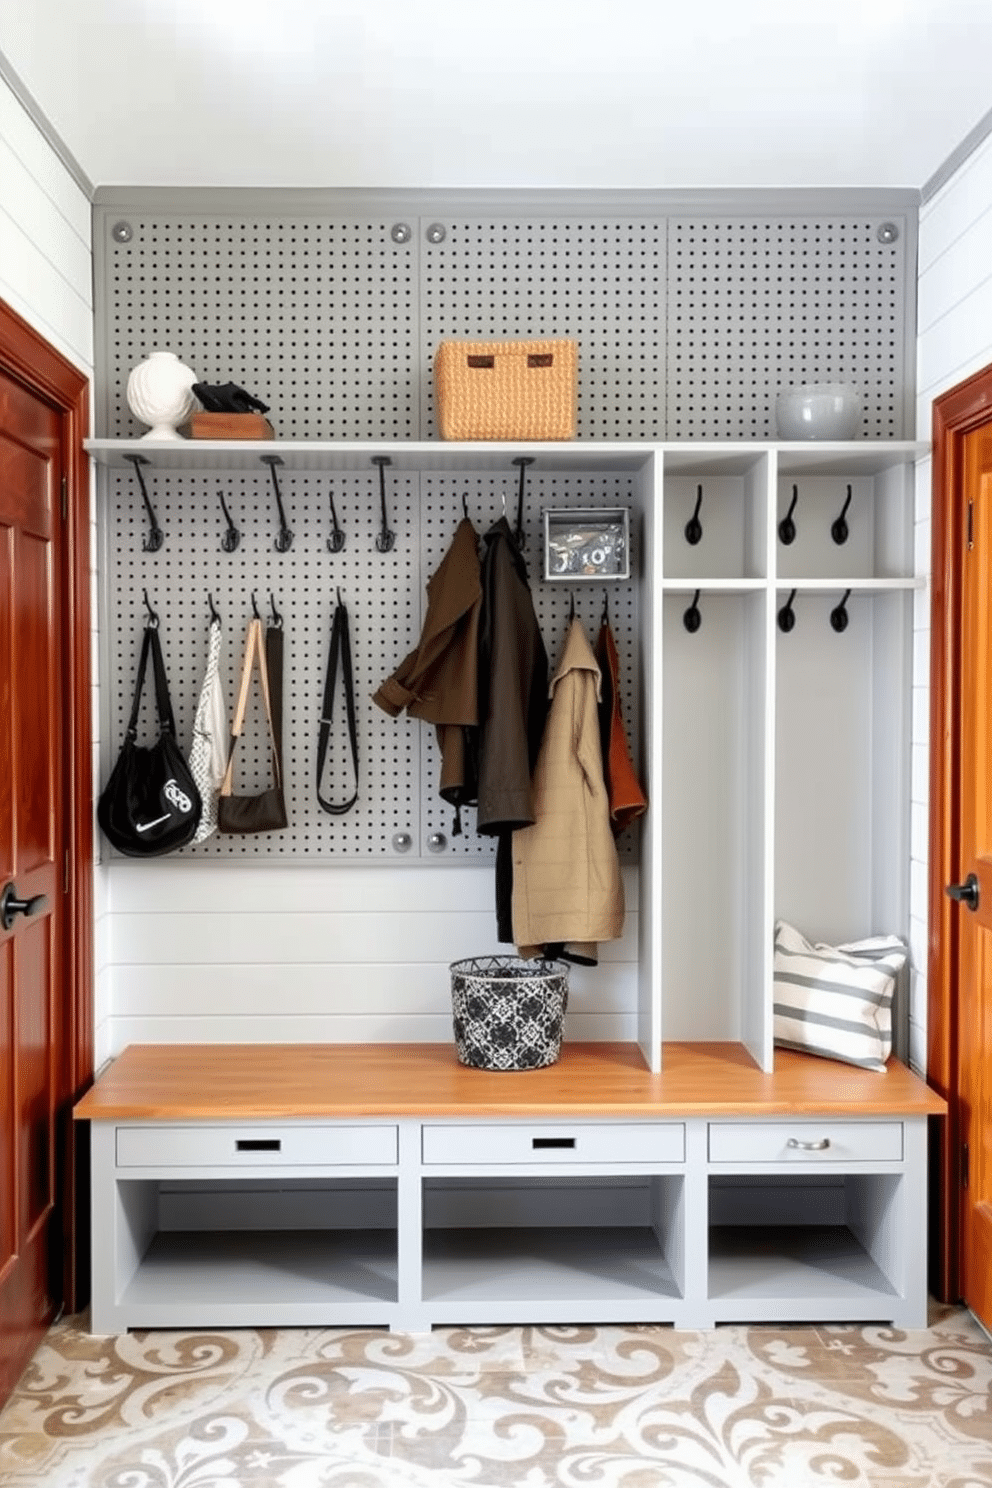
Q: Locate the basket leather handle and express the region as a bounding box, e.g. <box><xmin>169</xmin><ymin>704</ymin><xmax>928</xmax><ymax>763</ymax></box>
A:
<box><xmin>464</xmin><ymin>353</ymin><xmax>555</xmax><ymax>369</ymax></box>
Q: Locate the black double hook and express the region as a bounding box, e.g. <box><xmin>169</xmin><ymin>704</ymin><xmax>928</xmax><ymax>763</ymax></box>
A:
<box><xmin>779</xmin><ymin>485</ymin><xmax>799</xmax><ymax>546</ymax></box>
<box><xmin>218</xmin><ymin>491</ymin><xmax>240</xmax><ymax>553</ymax></box>
<box><xmin>261</xmin><ymin>455</ymin><xmax>293</xmax><ymax>553</ymax></box>
<box><xmin>142</xmin><ymin>588</ymin><xmax>159</xmax><ymax>628</ymax></box>
<box><xmin>327</xmin><ymin>488</ymin><xmax>345</xmax><ymax>553</ymax></box>
<box><xmin>124</xmin><ymin>454</ymin><xmax>164</xmax><ymax>553</ymax></box>
<box><xmin>778</xmin><ymin>588</ymin><xmax>797</xmax><ymax>633</ymax></box>
<box><xmin>683</xmin><ymin>589</ymin><xmax>702</xmax><ymax>634</ymax></box>
<box><xmin>832</xmin><ymin>485</ymin><xmax>853</xmax><ymax>545</ymax></box>
<box><xmin>372</xmin><ymin>456</ymin><xmax>395</xmax><ymax>553</ymax></box>
<box><xmin>511</xmin><ymin>456</ymin><xmax>534</xmax><ymax>550</ymax></box>
<box><xmin>685</xmin><ymin>486</ymin><xmax>704</xmax><ymax>546</ymax></box>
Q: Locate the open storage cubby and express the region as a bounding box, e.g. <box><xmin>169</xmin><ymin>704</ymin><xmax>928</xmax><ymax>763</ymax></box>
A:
<box><xmin>110</xmin><ymin>1176</ymin><xmax>400</xmax><ymax>1328</ymax></box>
<box><xmin>661</xmin><ymin>589</ymin><xmax>771</xmax><ymax>1057</ymax></box>
<box><xmin>420</xmin><ymin>1175</ymin><xmax>686</xmax><ymax>1324</ymax></box>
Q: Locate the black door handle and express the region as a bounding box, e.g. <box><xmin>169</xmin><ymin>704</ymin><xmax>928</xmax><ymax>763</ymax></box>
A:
<box><xmin>0</xmin><ymin>883</ymin><xmax>48</xmax><ymax>931</ymax></box>
<box><xmin>946</xmin><ymin>873</ymin><xmax>980</xmax><ymax>912</ymax></box>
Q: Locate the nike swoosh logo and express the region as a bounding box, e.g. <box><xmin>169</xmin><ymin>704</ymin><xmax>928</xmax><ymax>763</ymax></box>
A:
<box><xmin>135</xmin><ymin>814</ymin><xmax>170</xmax><ymax>833</ymax></box>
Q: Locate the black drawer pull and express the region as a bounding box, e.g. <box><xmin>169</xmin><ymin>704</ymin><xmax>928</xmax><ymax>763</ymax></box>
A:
<box><xmin>532</xmin><ymin>1137</ymin><xmax>576</xmax><ymax>1150</ymax></box>
<box><xmin>236</xmin><ymin>1139</ymin><xmax>282</xmax><ymax>1152</ymax></box>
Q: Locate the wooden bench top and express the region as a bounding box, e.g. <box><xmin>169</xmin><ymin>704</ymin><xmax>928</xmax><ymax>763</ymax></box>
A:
<box><xmin>73</xmin><ymin>1041</ymin><xmax>947</xmax><ymax>1122</ymax></box>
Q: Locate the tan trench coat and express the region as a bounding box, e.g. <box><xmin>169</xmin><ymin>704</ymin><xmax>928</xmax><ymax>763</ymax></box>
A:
<box><xmin>511</xmin><ymin>618</ymin><xmax>624</xmax><ymax>959</ymax></box>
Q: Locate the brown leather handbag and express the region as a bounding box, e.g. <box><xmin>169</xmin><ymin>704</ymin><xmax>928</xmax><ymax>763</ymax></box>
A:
<box><xmin>217</xmin><ymin>617</ymin><xmax>288</xmax><ymax>834</ymax></box>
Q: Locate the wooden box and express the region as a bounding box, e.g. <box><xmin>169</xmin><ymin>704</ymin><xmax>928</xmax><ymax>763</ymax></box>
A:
<box><xmin>186</xmin><ymin>411</ymin><xmax>275</xmax><ymax>441</ymax></box>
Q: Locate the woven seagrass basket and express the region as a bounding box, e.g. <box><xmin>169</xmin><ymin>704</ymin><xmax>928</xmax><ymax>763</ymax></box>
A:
<box><xmin>434</xmin><ymin>338</ymin><xmax>578</xmax><ymax>441</ymax></box>
<box><xmin>449</xmin><ymin>955</ymin><xmax>570</xmax><ymax>1071</ymax></box>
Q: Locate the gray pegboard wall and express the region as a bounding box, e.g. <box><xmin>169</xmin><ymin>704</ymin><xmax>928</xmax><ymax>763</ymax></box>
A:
<box><xmin>94</xmin><ymin>192</ymin><xmax>915</xmax><ymax>864</ymax></box>
<box><xmin>94</xmin><ymin>201</ymin><xmax>913</xmax><ymax>441</ymax></box>
<box><xmin>102</xmin><ymin>465</ymin><xmax>641</xmax><ymax>862</ymax></box>
<box><xmin>666</xmin><ymin>217</ymin><xmax>909</xmax><ymax>440</ymax></box>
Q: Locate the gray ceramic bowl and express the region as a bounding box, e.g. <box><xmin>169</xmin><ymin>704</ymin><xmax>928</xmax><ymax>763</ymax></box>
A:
<box><xmin>775</xmin><ymin>382</ymin><xmax>862</xmax><ymax>440</ymax></box>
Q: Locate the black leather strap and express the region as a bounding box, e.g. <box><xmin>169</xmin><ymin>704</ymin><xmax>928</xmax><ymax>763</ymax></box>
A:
<box><xmin>316</xmin><ymin>595</ymin><xmax>358</xmax><ymax>814</ymax></box>
<box><xmin>126</xmin><ymin>624</ymin><xmax>176</xmax><ymax>740</ymax></box>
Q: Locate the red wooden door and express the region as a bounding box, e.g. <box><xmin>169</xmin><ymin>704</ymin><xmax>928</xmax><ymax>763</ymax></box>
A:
<box><xmin>0</xmin><ymin>365</ymin><xmax>64</xmax><ymax>1399</ymax></box>
<box><xmin>955</xmin><ymin>427</ymin><xmax>992</xmax><ymax>1329</ymax></box>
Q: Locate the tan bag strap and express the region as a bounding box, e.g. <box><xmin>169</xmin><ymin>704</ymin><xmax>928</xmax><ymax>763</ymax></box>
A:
<box><xmin>220</xmin><ymin>619</ymin><xmax>280</xmax><ymax>797</ymax></box>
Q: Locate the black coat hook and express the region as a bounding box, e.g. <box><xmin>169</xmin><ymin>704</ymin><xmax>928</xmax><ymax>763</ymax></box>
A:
<box><xmin>462</xmin><ymin>491</ymin><xmax>469</xmax><ymax>520</ymax></box>
<box><xmin>142</xmin><ymin>588</ymin><xmax>159</xmax><ymax>628</ymax></box>
<box><xmin>830</xmin><ymin>589</ymin><xmax>852</xmax><ymax>633</ymax></box>
<box><xmin>372</xmin><ymin>456</ymin><xmax>395</xmax><ymax>553</ymax></box>
<box><xmin>779</xmin><ymin>485</ymin><xmax>799</xmax><ymax>546</ymax></box>
<box><xmin>251</xmin><ymin>591</ymin><xmax>261</xmax><ymax>620</ymax></box>
<box><xmin>207</xmin><ymin>592</ymin><xmax>221</xmax><ymax>626</ymax></box>
<box><xmin>327</xmin><ymin>488</ymin><xmax>345</xmax><ymax>553</ymax></box>
<box><xmin>831</xmin><ymin>485</ymin><xmax>853</xmax><ymax>546</ymax></box>
<box><xmin>602</xmin><ymin>588</ymin><xmax>610</xmax><ymax>623</ymax></box>
<box><xmin>124</xmin><ymin>454</ymin><xmax>164</xmax><ymax>553</ymax></box>
<box><xmin>569</xmin><ymin>592</ymin><xmax>576</xmax><ymax>621</ymax></box>
<box><xmin>260</xmin><ymin>454</ymin><xmax>293</xmax><ymax>553</ymax></box>
<box><xmin>683</xmin><ymin>589</ymin><xmax>702</xmax><ymax>634</ymax></box>
<box><xmin>270</xmin><ymin>592</ymin><xmax>283</xmax><ymax>629</ymax></box>
<box><xmin>778</xmin><ymin>589</ymin><xmax>798</xmax><ymax>633</ymax></box>
<box><xmin>511</xmin><ymin>456</ymin><xmax>534</xmax><ymax>550</ymax></box>
<box><xmin>218</xmin><ymin>491</ymin><xmax>240</xmax><ymax>553</ymax></box>
<box><xmin>685</xmin><ymin>485</ymin><xmax>704</xmax><ymax>546</ymax></box>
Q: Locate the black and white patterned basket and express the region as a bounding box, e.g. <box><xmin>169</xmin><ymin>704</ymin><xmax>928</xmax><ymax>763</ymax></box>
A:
<box><xmin>449</xmin><ymin>956</ymin><xmax>570</xmax><ymax>1071</ymax></box>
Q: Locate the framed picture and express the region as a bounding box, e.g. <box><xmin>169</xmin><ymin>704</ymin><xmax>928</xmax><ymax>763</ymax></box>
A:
<box><xmin>543</xmin><ymin>507</ymin><xmax>630</xmax><ymax>581</ymax></box>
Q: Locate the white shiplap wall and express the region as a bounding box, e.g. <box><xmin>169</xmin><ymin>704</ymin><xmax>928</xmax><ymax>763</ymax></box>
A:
<box><xmin>911</xmin><ymin>131</ymin><xmax>992</xmax><ymax>1073</ymax></box>
<box><xmin>0</xmin><ymin>72</ymin><xmax>107</xmax><ymax>1061</ymax></box>
<box><xmin>106</xmin><ymin>862</ymin><xmax>640</xmax><ymax>1049</ymax></box>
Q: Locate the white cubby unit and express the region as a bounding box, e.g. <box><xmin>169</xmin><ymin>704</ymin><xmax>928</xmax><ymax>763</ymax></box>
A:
<box><xmin>86</xmin><ymin>435</ymin><xmax>926</xmax><ymax>1074</ymax></box>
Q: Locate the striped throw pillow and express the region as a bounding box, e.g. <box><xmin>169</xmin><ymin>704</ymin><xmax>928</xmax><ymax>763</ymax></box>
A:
<box><xmin>773</xmin><ymin>920</ymin><xmax>907</xmax><ymax>1073</ymax></box>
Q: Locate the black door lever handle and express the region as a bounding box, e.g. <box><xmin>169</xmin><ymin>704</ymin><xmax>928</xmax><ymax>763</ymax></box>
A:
<box><xmin>946</xmin><ymin>873</ymin><xmax>980</xmax><ymax>912</ymax></box>
<box><xmin>1</xmin><ymin>882</ymin><xmax>48</xmax><ymax>930</ymax></box>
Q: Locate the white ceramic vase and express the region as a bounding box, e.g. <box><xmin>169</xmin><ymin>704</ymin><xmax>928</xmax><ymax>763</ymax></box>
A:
<box><xmin>126</xmin><ymin>351</ymin><xmax>199</xmax><ymax>440</ymax></box>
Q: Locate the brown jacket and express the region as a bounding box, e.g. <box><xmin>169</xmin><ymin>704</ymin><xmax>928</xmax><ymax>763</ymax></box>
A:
<box><xmin>595</xmin><ymin>618</ymin><xmax>647</xmax><ymax>834</ymax></box>
<box><xmin>511</xmin><ymin>618</ymin><xmax>624</xmax><ymax>958</ymax></box>
<box><xmin>373</xmin><ymin>516</ymin><xmax>481</xmax><ymax>807</ymax></box>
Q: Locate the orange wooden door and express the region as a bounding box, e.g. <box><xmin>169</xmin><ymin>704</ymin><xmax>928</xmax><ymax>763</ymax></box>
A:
<box><xmin>0</xmin><ymin>365</ymin><xmax>64</xmax><ymax>1399</ymax></box>
<box><xmin>954</xmin><ymin>427</ymin><xmax>992</xmax><ymax>1329</ymax></box>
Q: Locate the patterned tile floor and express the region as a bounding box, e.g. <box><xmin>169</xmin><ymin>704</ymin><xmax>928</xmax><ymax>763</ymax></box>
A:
<box><xmin>1</xmin><ymin>1304</ymin><xmax>991</xmax><ymax>1487</ymax></box>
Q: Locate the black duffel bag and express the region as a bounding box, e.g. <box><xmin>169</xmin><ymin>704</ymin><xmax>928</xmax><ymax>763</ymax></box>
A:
<box><xmin>98</xmin><ymin>622</ymin><xmax>201</xmax><ymax>856</ymax></box>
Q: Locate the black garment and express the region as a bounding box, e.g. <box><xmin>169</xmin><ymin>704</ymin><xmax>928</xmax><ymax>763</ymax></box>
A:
<box><xmin>475</xmin><ymin>517</ymin><xmax>548</xmax><ymax>940</ymax></box>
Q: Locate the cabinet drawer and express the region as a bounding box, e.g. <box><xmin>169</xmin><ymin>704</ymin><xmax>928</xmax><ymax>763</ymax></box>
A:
<box><xmin>422</xmin><ymin>1122</ymin><xmax>685</xmax><ymax>1166</ymax></box>
<box><xmin>116</xmin><ymin>1123</ymin><xmax>398</xmax><ymax>1169</ymax></box>
<box><xmin>708</xmin><ymin>1121</ymin><xmax>903</xmax><ymax>1164</ymax></box>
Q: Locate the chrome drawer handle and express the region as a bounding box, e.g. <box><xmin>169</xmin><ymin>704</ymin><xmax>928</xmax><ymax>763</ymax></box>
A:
<box><xmin>787</xmin><ymin>1137</ymin><xmax>830</xmax><ymax>1151</ymax></box>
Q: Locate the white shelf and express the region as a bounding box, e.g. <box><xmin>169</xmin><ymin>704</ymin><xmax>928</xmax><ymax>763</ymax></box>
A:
<box><xmin>662</xmin><ymin>578</ymin><xmax>767</xmax><ymax>592</ymax></box>
<box><xmin>84</xmin><ymin>436</ymin><xmax>929</xmax><ymax>476</ymax></box>
<box><xmin>83</xmin><ymin>437</ymin><xmax>654</xmax><ymax>474</ymax></box>
<box><xmin>774</xmin><ymin>576</ymin><xmax>924</xmax><ymax>591</ymax></box>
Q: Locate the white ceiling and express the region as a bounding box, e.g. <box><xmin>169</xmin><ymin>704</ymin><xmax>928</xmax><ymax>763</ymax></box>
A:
<box><xmin>2</xmin><ymin>0</ymin><xmax>991</xmax><ymax>192</ymax></box>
